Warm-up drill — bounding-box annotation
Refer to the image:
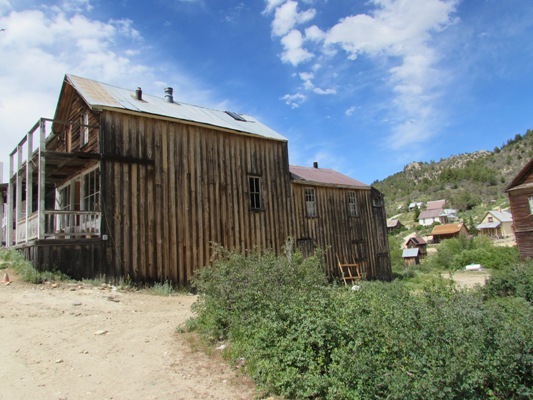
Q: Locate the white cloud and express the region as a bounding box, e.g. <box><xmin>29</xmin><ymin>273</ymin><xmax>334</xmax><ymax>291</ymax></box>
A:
<box><xmin>272</xmin><ymin>0</ymin><xmax>316</xmax><ymax>37</ymax></box>
<box><xmin>0</xmin><ymin>4</ymin><xmax>218</xmax><ymax>181</ymax></box>
<box><xmin>345</xmin><ymin>106</ymin><xmax>357</xmax><ymax>116</ymax></box>
<box><xmin>263</xmin><ymin>0</ymin><xmax>286</xmax><ymax>15</ymax></box>
<box><xmin>304</xmin><ymin>25</ymin><xmax>325</xmax><ymax>42</ymax></box>
<box><xmin>281</xmin><ymin>92</ymin><xmax>306</xmax><ymax>108</ymax></box>
<box><xmin>313</xmin><ymin>87</ymin><xmax>335</xmax><ymax>95</ymax></box>
<box><xmin>280</xmin><ymin>29</ymin><xmax>314</xmax><ymax>66</ymax></box>
<box><xmin>266</xmin><ymin>0</ymin><xmax>459</xmax><ymax>148</ymax></box>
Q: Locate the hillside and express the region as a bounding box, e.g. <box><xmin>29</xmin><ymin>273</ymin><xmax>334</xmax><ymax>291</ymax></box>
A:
<box><xmin>373</xmin><ymin>129</ymin><xmax>533</xmax><ymax>219</ymax></box>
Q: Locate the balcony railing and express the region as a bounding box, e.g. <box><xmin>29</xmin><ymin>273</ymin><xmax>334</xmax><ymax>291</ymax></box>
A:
<box><xmin>16</xmin><ymin>210</ymin><xmax>101</xmax><ymax>242</ymax></box>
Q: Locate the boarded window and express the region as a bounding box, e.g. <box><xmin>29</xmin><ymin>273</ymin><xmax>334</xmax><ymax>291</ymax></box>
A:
<box><xmin>348</xmin><ymin>191</ymin><xmax>358</xmax><ymax>217</ymax></box>
<box><xmin>297</xmin><ymin>238</ymin><xmax>315</xmax><ymax>258</ymax></box>
<box><xmin>80</xmin><ymin>112</ymin><xmax>89</xmax><ymax>146</ymax></box>
<box><xmin>249</xmin><ymin>176</ymin><xmax>262</xmax><ymax>210</ymax></box>
<box><xmin>305</xmin><ymin>188</ymin><xmax>316</xmax><ymax>217</ymax></box>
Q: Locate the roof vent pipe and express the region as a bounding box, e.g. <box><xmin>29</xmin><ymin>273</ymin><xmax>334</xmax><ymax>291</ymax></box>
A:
<box><xmin>313</xmin><ymin>161</ymin><xmax>318</xmax><ymax>169</ymax></box>
<box><xmin>135</xmin><ymin>87</ymin><xmax>142</xmax><ymax>101</ymax></box>
<box><xmin>164</xmin><ymin>87</ymin><xmax>174</xmax><ymax>103</ymax></box>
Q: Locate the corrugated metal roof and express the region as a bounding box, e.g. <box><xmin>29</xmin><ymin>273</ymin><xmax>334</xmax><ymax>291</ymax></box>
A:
<box><xmin>487</xmin><ymin>210</ymin><xmax>513</xmax><ymax>222</ymax></box>
<box><xmin>289</xmin><ymin>165</ymin><xmax>370</xmax><ymax>189</ymax></box>
<box><xmin>402</xmin><ymin>248</ymin><xmax>419</xmax><ymax>258</ymax></box>
<box><xmin>66</xmin><ymin>74</ymin><xmax>288</xmax><ymax>142</ymax></box>
<box><xmin>477</xmin><ymin>221</ymin><xmax>501</xmax><ymax>229</ymax></box>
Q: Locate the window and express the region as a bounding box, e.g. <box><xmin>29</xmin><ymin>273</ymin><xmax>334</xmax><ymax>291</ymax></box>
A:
<box><xmin>488</xmin><ymin>216</ymin><xmax>493</xmax><ymax>223</ymax></box>
<box><xmin>529</xmin><ymin>196</ymin><xmax>533</xmax><ymax>214</ymax></box>
<box><xmin>305</xmin><ymin>188</ymin><xmax>316</xmax><ymax>217</ymax></box>
<box><xmin>372</xmin><ymin>194</ymin><xmax>384</xmax><ymax>207</ymax></box>
<box><xmin>81</xmin><ymin>112</ymin><xmax>89</xmax><ymax>146</ymax></box>
<box><xmin>83</xmin><ymin>168</ymin><xmax>100</xmax><ymax>211</ymax></box>
<box><xmin>249</xmin><ymin>176</ymin><xmax>262</xmax><ymax>210</ymax></box>
<box><xmin>348</xmin><ymin>191</ymin><xmax>358</xmax><ymax>217</ymax></box>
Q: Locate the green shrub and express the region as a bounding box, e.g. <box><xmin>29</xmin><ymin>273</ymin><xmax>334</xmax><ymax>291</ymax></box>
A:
<box><xmin>425</xmin><ymin>236</ymin><xmax>520</xmax><ymax>271</ymax></box>
<box><xmin>483</xmin><ymin>260</ymin><xmax>533</xmax><ymax>304</ymax></box>
<box><xmin>191</xmin><ymin>245</ymin><xmax>532</xmax><ymax>399</ymax></box>
<box><xmin>0</xmin><ymin>249</ymin><xmax>68</xmax><ymax>283</ymax></box>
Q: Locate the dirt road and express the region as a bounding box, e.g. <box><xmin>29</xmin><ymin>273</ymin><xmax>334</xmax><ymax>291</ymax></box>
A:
<box><xmin>0</xmin><ymin>269</ymin><xmax>256</xmax><ymax>400</ymax></box>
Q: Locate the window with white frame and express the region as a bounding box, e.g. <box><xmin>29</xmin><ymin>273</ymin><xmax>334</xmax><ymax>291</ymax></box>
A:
<box><xmin>83</xmin><ymin>168</ymin><xmax>100</xmax><ymax>211</ymax></box>
<box><xmin>249</xmin><ymin>176</ymin><xmax>262</xmax><ymax>210</ymax></box>
<box><xmin>348</xmin><ymin>191</ymin><xmax>358</xmax><ymax>217</ymax></box>
<box><xmin>81</xmin><ymin>112</ymin><xmax>89</xmax><ymax>146</ymax></box>
<box><xmin>305</xmin><ymin>188</ymin><xmax>317</xmax><ymax>217</ymax></box>
<box><xmin>529</xmin><ymin>195</ymin><xmax>533</xmax><ymax>214</ymax></box>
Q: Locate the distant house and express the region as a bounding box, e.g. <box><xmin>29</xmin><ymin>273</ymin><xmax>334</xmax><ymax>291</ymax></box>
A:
<box><xmin>431</xmin><ymin>223</ymin><xmax>469</xmax><ymax>243</ymax></box>
<box><xmin>387</xmin><ymin>219</ymin><xmax>404</xmax><ymax>233</ymax></box>
<box><xmin>408</xmin><ymin>202</ymin><xmax>423</xmax><ymax>211</ymax></box>
<box><xmin>419</xmin><ymin>199</ymin><xmax>448</xmax><ymax>226</ymax></box>
<box><xmin>505</xmin><ymin>158</ymin><xmax>533</xmax><ymax>259</ymax></box>
<box><xmin>426</xmin><ymin>199</ymin><xmax>446</xmax><ymax>210</ymax></box>
<box><xmin>405</xmin><ymin>235</ymin><xmax>427</xmax><ymax>259</ymax></box>
<box><xmin>476</xmin><ymin>210</ymin><xmax>514</xmax><ymax>238</ymax></box>
<box><xmin>402</xmin><ymin>247</ymin><xmax>420</xmax><ymax>266</ymax></box>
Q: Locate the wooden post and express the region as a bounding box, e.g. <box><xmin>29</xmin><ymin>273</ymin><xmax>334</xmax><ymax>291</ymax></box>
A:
<box><xmin>0</xmin><ymin>167</ymin><xmax>3</xmax><ymax>246</ymax></box>
<box><xmin>38</xmin><ymin>119</ymin><xmax>46</xmax><ymax>240</ymax></box>
<box><xmin>26</xmin><ymin>132</ymin><xmax>33</xmax><ymax>242</ymax></box>
<box><xmin>6</xmin><ymin>154</ymin><xmax>14</xmax><ymax>247</ymax></box>
<box><xmin>15</xmin><ymin>144</ymin><xmax>23</xmax><ymax>245</ymax></box>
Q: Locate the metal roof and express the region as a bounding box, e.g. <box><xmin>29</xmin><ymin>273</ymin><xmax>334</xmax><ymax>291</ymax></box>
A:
<box><xmin>289</xmin><ymin>165</ymin><xmax>370</xmax><ymax>189</ymax></box>
<box><xmin>402</xmin><ymin>248</ymin><xmax>419</xmax><ymax>258</ymax></box>
<box><xmin>66</xmin><ymin>74</ymin><xmax>288</xmax><ymax>142</ymax></box>
<box><xmin>477</xmin><ymin>221</ymin><xmax>501</xmax><ymax>229</ymax></box>
<box><xmin>486</xmin><ymin>210</ymin><xmax>513</xmax><ymax>223</ymax></box>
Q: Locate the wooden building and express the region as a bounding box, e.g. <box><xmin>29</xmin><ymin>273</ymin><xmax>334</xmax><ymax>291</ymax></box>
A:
<box><xmin>289</xmin><ymin>165</ymin><xmax>392</xmax><ymax>281</ymax></box>
<box><xmin>405</xmin><ymin>235</ymin><xmax>427</xmax><ymax>259</ymax></box>
<box><xmin>402</xmin><ymin>248</ymin><xmax>420</xmax><ymax>266</ymax></box>
<box><xmin>506</xmin><ymin>158</ymin><xmax>533</xmax><ymax>259</ymax></box>
<box><xmin>431</xmin><ymin>223</ymin><xmax>468</xmax><ymax>243</ymax></box>
<box><xmin>476</xmin><ymin>210</ymin><xmax>514</xmax><ymax>238</ymax></box>
<box><xmin>4</xmin><ymin>74</ymin><xmax>391</xmax><ymax>283</ymax></box>
<box><xmin>387</xmin><ymin>219</ymin><xmax>404</xmax><ymax>233</ymax></box>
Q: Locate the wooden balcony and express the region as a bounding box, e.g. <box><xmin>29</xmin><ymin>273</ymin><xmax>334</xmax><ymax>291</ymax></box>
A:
<box><xmin>15</xmin><ymin>210</ymin><xmax>101</xmax><ymax>242</ymax></box>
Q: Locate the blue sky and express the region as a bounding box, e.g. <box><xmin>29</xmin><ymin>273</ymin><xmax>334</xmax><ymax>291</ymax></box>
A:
<box><xmin>1</xmin><ymin>0</ymin><xmax>532</xmax><ymax>184</ymax></box>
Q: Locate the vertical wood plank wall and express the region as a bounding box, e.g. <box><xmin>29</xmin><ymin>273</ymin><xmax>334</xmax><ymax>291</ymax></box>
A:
<box><xmin>100</xmin><ymin>111</ymin><xmax>293</xmax><ymax>283</ymax></box>
<box><xmin>290</xmin><ymin>184</ymin><xmax>391</xmax><ymax>281</ymax></box>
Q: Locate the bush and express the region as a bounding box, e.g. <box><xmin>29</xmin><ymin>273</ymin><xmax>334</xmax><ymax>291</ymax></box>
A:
<box><xmin>191</xmin><ymin>245</ymin><xmax>532</xmax><ymax>399</ymax></box>
<box><xmin>0</xmin><ymin>249</ymin><xmax>67</xmax><ymax>283</ymax></box>
<box><xmin>483</xmin><ymin>260</ymin><xmax>533</xmax><ymax>304</ymax></box>
<box><xmin>425</xmin><ymin>236</ymin><xmax>520</xmax><ymax>271</ymax></box>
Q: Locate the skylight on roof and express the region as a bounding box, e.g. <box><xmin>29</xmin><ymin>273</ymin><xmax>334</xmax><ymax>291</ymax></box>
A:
<box><xmin>225</xmin><ymin>111</ymin><xmax>247</xmax><ymax>121</ymax></box>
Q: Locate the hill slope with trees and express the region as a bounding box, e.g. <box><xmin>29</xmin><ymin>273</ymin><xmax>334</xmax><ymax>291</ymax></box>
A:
<box><xmin>373</xmin><ymin>129</ymin><xmax>533</xmax><ymax>217</ymax></box>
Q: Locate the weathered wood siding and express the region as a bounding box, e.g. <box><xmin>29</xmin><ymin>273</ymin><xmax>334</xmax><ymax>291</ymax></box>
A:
<box><xmin>99</xmin><ymin>110</ymin><xmax>293</xmax><ymax>283</ymax></box>
<box><xmin>19</xmin><ymin>239</ymin><xmax>105</xmax><ymax>279</ymax></box>
<box><xmin>290</xmin><ymin>184</ymin><xmax>391</xmax><ymax>281</ymax></box>
<box><xmin>508</xmin><ymin>188</ymin><xmax>533</xmax><ymax>259</ymax></box>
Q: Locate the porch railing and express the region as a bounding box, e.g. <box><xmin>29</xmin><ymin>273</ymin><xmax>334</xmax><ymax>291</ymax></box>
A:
<box><xmin>16</xmin><ymin>210</ymin><xmax>101</xmax><ymax>242</ymax></box>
